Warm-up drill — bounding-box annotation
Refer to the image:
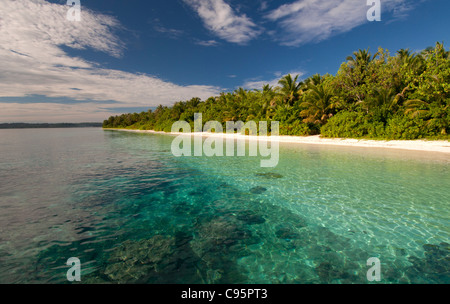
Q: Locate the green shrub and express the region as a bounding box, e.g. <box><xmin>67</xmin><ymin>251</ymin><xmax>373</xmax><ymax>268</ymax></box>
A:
<box><xmin>384</xmin><ymin>116</ymin><xmax>422</xmax><ymax>139</ymax></box>
<box><xmin>321</xmin><ymin>111</ymin><xmax>385</xmax><ymax>138</ymax></box>
<box><xmin>279</xmin><ymin>120</ymin><xmax>311</xmax><ymax>136</ymax></box>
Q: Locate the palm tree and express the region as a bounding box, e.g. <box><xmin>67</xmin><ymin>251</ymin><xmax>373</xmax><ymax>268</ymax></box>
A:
<box><xmin>393</xmin><ymin>49</ymin><xmax>427</xmax><ymax>105</ymax></box>
<box><xmin>234</xmin><ymin>87</ymin><xmax>248</xmax><ymax>104</ymax></box>
<box><xmin>421</xmin><ymin>42</ymin><xmax>449</xmax><ymax>59</ymax></box>
<box><xmin>302</xmin><ymin>73</ymin><xmax>324</xmax><ymax>91</ymax></box>
<box><xmin>404</xmin><ymin>99</ymin><xmax>431</xmax><ymax>119</ymax></box>
<box><xmin>300</xmin><ymin>83</ymin><xmax>337</xmax><ymax>125</ymax></box>
<box><xmin>396</xmin><ymin>49</ymin><xmax>424</xmax><ymax>71</ymax></box>
<box><xmin>171</xmin><ymin>101</ymin><xmax>186</xmax><ymax>120</ymax></box>
<box><xmin>363</xmin><ymin>88</ymin><xmax>398</xmax><ymax>113</ymax></box>
<box><xmin>222</xmin><ymin>92</ymin><xmax>243</xmax><ymax>121</ymax></box>
<box><xmin>262</xmin><ymin>84</ymin><xmax>273</xmax><ymax>95</ymax></box>
<box><xmin>259</xmin><ymin>84</ymin><xmax>276</xmax><ymax>119</ymax></box>
<box><xmin>277</xmin><ymin>74</ymin><xmax>303</xmax><ymax>106</ymax></box>
<box><xmin>153</xmin><ymin>104</ymin><xmax>166</xmax><ymax>120</ymax></box>
<box><xmin>346</xmin><ymin>48</ymin><xmax>379</xmax><ymax>74</ymax></box>
<box><xmin>404</xmin><ymin>99</ymin><xmax>448</xmax><ymax>135</ymax></box>
<box><xmin>397</xmin><ymin>49</ymin><xmax>412</xmax><ymax>62</ymax></box>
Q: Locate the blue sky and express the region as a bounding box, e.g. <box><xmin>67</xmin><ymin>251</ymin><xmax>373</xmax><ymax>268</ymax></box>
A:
<box><xmin>0</xmin><ymin>0</ymin><xmax>449</xmax><ymax>122</ymax></box>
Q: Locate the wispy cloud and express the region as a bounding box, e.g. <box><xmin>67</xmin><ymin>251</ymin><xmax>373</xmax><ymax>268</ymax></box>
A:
<box><xmin>154</xmin><ymin>25</ymin><xmax>185</xmax><ymax>39</ymax></box>
<box><xmin>259</xmin><ymin>1</ymin><xmax>269</xmax><ymax>12</ymax></box>
<box><xmin>152</xmin><ymin>18</ymin><xmax>185</xmax><ymax>39</ymax></box>
<box><xmin>196</xmin><ymin>39</ymin><xmax>220</xmax><ymax>47</ymax></box>
<box><xmin>183</xmin><ymin>0</ymin><xmax>262</xmax><ymax>44</ymax></box>
<box><xmin>266</xmin><ymin>0</ymin><xmax>424</xmax><ymax>46</ymax></box>
<box><xmin>0</xmin><ymin>0</ymin><xmax>221</xmax><ymax>122</ymax></box>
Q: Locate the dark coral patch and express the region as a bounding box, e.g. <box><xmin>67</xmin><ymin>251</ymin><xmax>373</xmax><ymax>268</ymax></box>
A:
<box><xmin>250</xmin><ymin>186</ymin><xmax>267</xmax><ymax>194</ymax></box>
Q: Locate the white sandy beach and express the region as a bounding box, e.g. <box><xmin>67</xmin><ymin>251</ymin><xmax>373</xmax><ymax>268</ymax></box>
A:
<box><xmin>105</xmin><ymin>129</ymin><xmax>450</xmax><ymax>154</ymax></box>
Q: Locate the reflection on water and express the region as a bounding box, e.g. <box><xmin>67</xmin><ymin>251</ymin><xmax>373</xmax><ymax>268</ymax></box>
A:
<box><xmin>0</xmin><ymin>128</ymin><xmax>448</xmax><ymax>283</ymax></box>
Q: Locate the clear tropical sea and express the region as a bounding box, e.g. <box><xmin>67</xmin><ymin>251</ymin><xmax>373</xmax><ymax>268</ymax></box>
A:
<box><xmin>0</xmin><ymin>128</ymin><xmax>448</xmax><ymax>284</ymax></box>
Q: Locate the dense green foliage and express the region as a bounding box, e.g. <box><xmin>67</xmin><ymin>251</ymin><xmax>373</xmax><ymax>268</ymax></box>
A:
<box><xmin>104</xmin><ymin>43</ymin><xmax>450</xmax><ymax>140</ymax></box>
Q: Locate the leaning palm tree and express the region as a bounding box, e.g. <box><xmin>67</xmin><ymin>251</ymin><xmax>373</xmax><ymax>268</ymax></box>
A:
<box><xmin>404</xmin><ymin>99</ymin><xmax>448</xmax><ymax>135</ymax></box>
<box><xmin>277</xmin><ymin>74</ymin><xmax>303</xmax><ymax>106</ymax></box>
<box><xmin>404</xmin><ymin>99</ymin><xmax>431</xmax><ymax>119</ymax></box>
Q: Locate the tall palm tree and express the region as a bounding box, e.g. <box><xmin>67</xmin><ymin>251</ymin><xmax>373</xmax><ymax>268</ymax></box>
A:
<box><xmin>277</xmin><ymin>74</ymin><xmax>303</xmax><ymax>106</ymax></box>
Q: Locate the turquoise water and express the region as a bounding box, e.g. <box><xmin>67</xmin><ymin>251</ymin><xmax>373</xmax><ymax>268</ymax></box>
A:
<box><xmin>0</xmin><ymin>128</ymin><xmax>448</xmax><ymax>284</ymax></box>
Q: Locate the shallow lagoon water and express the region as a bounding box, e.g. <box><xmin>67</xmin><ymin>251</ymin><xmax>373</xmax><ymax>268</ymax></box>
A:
<box><xmin>0</xmin><ymin>128</ymin><xmax>448</xmax><ymax>283</ymax></box>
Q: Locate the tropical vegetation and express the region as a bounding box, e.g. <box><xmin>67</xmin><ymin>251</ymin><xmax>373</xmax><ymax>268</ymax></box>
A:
<box><xmin>103</xmin><ymin>42</ymin><xmax>450</xmax><ymax>140</ymax></box>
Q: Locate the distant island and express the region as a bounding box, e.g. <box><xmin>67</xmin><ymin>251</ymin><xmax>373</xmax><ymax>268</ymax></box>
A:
<box><xmin>0</xmin><ymin>123</ymin><xmax>103</xmax><ymax>129</ymax></box>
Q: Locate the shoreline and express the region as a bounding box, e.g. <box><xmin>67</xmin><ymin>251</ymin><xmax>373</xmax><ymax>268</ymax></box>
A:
<box><xmin>103</xmin><ymin>128</ymin><xmax>450</xmax><ymax>154</ymax></box>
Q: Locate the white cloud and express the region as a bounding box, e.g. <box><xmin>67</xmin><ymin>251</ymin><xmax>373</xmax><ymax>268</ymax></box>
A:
<box><xmin>183</xmin><ymin>0</ymin><xmax>261</xmax><ymax>44</ymax></box>
<box><xmin>0</xmin><ymin>0</ymin><xmax>221</xmax><ymax>122</ymax></box>
<box><xmin>266</xmin><ymin>0</ymin><xmax>422</xmax><ymax>46</ymax></box>
<box><xmin>196</xmin><ymin>39</ymin><xmax>220</xmax><ymax>46</ymax></box>
<box><xmin>243</xmin><ymin>70</ymin><xmax>305</xmax><ymax>90</ymax></box>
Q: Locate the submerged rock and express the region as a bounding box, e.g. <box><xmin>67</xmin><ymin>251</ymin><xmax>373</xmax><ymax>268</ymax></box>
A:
<box><xmin>236</xmin><ymin>210</ymin><xmax>266</xmax><ymax>225</ymax></box>
<box><xmin>188</xmin><ymin>189</ymin><xmax>204</xmax><ymax>196</ymax></box>
<box><xmin>104</xmin><ymin>235</ymin><xmax>176</xmax><ymax>283</ymax></box>
<box><xmin>99</xmin><ymin>232</ymin><xmax>210</xmax><ymax>284</ymax></box>
<box><xmin>275</xmin><ymin>225</ymin><xmax>300</xmax><ymax>240</ymax></box>
<box><xmin>265</xmin><ymin>205</ymin><xmax>308</xmax><ymax>229</ymax></box>
<box><xmin>192</xmin><ymin>216</ymin><xmax>252</xmax><ymax>252</ymax></box>
<box><xmin>315</xmin><ymin>262</ymin><xmax>350</xmax><ymax>283</ymax></box>
<box><xmin>173</xmin><ymin>201</ymin><xmax>199</xmax><ymax>215</ymax></box>
<box><xmin>104</xmin><ymin>260</ymin><xmax>154</xmax><ymax>283</ymax></box>
<box><xmin>439</xmin><ymin>242</ymin><xmax>450</xmax><ymax>251</ymax></box>
<box><xmin>190</xmin><ymin>215</ymin><xmax>253</xmax><ymax>283</ymax></box>
<box><xmin>405</xmin><ymin>242</ymin><xmax>450</xmax><ymax>283</ymax></box>
<box><xmin>250</xmin><ymin>186</ymin><xmax>267</xmax><ymax>194</ymax></box>
<box><xmin>218</xmin><ymin>183</ymin><xmax>232</xmax><ymax>189</ymax></box>
<box><xmin>394</xmin><ymin>247</ymin><xmax>407</xmax><ymax>257</ymax></box>
<box><xmin>255</xmin><ymin>172</ymin><xmax>283</xmax><ymax>179</ymax></box>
